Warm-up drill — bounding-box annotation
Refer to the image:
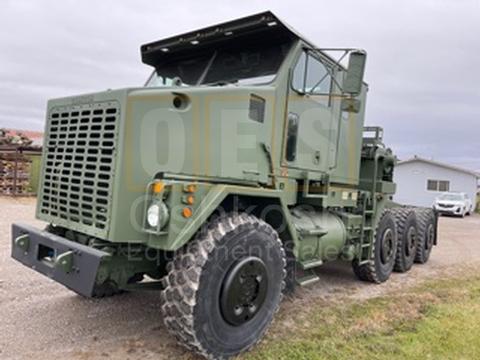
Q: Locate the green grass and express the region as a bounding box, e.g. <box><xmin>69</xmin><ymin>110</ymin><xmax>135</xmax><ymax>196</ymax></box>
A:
<box><xmin>243</xmin><ymin>276</ymin><xmax>480</xmax><ymax>360</ymax></box>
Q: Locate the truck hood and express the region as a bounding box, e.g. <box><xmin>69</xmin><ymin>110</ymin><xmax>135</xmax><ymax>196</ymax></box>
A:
<box><xmin>435</xmin><ymin>200</ymin><xmax>464</xmax><ymax>206</ymax></box>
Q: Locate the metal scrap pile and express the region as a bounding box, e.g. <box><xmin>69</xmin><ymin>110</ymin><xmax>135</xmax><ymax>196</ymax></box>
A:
<box><xmin>0</xmin><ymin>129</ymin><xmax>34</xmax><ymax>195</ymax></box>
<box><xmin>0</xmin><ymin>128</ymin><xmax>33</xmax><ymax>146</ymax></box>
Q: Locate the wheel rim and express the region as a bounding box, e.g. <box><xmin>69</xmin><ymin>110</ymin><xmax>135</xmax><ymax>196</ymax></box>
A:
<box><xmin>406</xmin><ymin>226</ymin><xmax>416</xmax><ymax>256</ymax></box>
<box><xmin>220</xmin><ymin>256</ymin><xmax>269</xmax><ymax>326</ymax></box>
<box><xmin>380</xmin><ymin>228</ymin><xmax>395</xmax><ymax>265</ymax></box>
<box><xmin>426</xmin><ymin>224</ymin><xmax>435</xmax><ymax>249</ymax></box>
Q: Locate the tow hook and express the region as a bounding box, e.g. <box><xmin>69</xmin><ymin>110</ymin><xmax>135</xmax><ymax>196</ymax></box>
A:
<box><xmin>55</xmin><ymin>251</ymin><xmax>74</xmax><ymax>273</ymax></box>
<box><xmin>14</xmin><ymin>234</ymin><xmax>30</xmax><ymax>252</ymax></box>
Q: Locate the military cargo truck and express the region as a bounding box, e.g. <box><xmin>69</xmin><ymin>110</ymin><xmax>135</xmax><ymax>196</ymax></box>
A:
<box><xmin>11</xmin><ymin>12</ymin><xmax>437</xmax><ymax>359</ymax></box>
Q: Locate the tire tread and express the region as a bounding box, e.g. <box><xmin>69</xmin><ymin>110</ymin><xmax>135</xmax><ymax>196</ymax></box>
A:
<box><xmin>391</xmin><ymin>207</ymin><xmax>417</xmax><ymax>273</ymax></box>
<box><xmin>352</xmin><ymin>209</ymin><xmax>397</xmax><ymax>284</ymax></box>
<box><xmin>414</xmin><ymin>208</ymin><xmax>435</xmax><ymax>264</ymax></box>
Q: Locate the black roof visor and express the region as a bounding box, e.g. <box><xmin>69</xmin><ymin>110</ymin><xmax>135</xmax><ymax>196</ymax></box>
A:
<box><xmin>141</xmin><ymin>11</ymin><xmax>298</xmax><ymax>67</ymax></box>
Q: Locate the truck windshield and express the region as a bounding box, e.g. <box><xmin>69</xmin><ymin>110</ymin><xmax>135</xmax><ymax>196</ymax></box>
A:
<box><xmin>145</xmin><ymin>40</ymin><xmax>292</xmax><ymax>87</ymax></box>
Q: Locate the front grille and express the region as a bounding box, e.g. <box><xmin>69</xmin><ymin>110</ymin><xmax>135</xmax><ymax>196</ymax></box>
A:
<box><xmin>39</xmin><ymin>101</ymin><xmax>120</xmax><ymax>237</ymax></box>
<box><xmin>438</xmin><ymin>203</ymin><xmax>454</xmax><ymax>208</ymax></box>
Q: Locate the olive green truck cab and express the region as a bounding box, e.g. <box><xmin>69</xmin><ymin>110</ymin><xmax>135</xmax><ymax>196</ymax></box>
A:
<box><xmin>11</xmin><ymin>12</ymin><xmax>437</xmax><ymax>359</ymax></box>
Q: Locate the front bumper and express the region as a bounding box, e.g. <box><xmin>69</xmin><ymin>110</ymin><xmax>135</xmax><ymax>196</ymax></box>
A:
<box><xmin>434</xmin><ymin>206</ymin><xmax>463</xmax><ymax>215</ymax></box>
<box><xmin>11</xmin><ymin>223</ymin><xmax>109</xmax><ymax>297</ymax></box>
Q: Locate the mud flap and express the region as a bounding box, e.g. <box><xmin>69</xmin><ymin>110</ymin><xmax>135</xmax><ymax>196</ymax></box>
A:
<box><xmin>11</xmin><ymin>223</ymin><xmax>109</xmax><ymax>297</ymax></box>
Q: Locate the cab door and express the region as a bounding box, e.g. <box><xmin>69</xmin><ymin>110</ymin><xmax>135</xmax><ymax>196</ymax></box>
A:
<box><xmin>284</xmin><ymin>50</ymin><xmax>337</xmax><ymax>174</ymax></box>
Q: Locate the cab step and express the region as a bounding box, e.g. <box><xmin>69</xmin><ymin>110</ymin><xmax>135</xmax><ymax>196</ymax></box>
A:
<box><xmin>299</xmin><ymin>259</ymin><xmax>323</xmax><ymax>270</ymax></box>
<box><xmin>296</xmin><ymin>273</ymin><xmax>320</xmax><ymax>287</ymax></box>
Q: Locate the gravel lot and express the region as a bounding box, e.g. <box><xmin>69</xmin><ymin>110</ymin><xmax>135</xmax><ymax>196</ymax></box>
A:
<box><xmin>1</xmin><ymin>196</ymin><xmax>479</xmax><ymax>360</ymax></box>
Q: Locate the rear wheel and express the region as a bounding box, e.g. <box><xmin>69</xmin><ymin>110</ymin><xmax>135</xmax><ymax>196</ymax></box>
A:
<box><xmin>392</xmin><ymin>208</ymin><xmax>418</xmax><ymax>273</ymax></box>
<box><xmin>415</xmin><ymin>208</ymin><xmax>436</xmax><ymax>264</ymax></box>
<box><xmin>352</xmin><ymin>210</ymin><xmax>398</xmax><ymax>283</ymax></box>
<box><xmin>161</xmin><ymin>213</ymin><xmax>286</xmax><ymax>359</ymax></box>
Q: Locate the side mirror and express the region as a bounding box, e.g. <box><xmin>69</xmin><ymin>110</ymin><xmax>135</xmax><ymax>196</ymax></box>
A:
<box><xmin>343</xmin><ymin>50</ymin><xmax>367</xmax><ymax>96</ymax></box>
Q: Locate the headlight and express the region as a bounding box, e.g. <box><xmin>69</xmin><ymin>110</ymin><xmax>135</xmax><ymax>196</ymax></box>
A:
<box><xmin>147</xmin><ymin>204</ymin><xmax>160</xmax><ymax>227</ymax></box>
<box><xmin>146</xmin><ymin>201</ymin><xmax>169</xmax><ymax>229</ymax></box>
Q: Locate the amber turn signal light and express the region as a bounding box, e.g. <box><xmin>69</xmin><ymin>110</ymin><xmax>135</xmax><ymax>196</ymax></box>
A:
<box><xmin>182</xmin><ymin>207</ymin><xmax>193</xmax><ymax>218</ymax></box>
<box><xmin>152</xmin><ymin>181</ymin><xmax>165</xmax><ymax>194</ymax></box>
<box><xmin>184</xmin><ymin>184</ymin><xmax>197</xmax><ymax>193</ymax></box>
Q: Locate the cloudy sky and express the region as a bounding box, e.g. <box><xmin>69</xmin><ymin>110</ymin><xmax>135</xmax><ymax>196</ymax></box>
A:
<box><xmin>1</xmin><ymin>0</ymin><xmax>479</xmax><ymax>170</ymax></box>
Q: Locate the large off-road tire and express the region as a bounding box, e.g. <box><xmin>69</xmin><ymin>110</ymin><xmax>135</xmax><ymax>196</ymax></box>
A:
<box><xmin>161</xmin><ymin>213</ymin><xmax>286</xmax><ymax>359</ymax></box>
<box><xmin>414</xmin><ymin>208</ymin><xmax>436</xmax><ymax>264</ymax></box>
<box><xmin>352</xmin><ymin>210</ymin><xmax>398</xmax><ymax>283</ymax></box>
<box><xmin>392</xmin><ymin>208</ymin><xmax>418</xmax><ymax>273</ymax></box>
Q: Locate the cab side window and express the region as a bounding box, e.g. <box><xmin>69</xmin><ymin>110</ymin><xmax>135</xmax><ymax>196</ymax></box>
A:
<box><xmin>292</xmin><ymin>50</ymin><xmax>332</xmax><ymax>104</ymax></box>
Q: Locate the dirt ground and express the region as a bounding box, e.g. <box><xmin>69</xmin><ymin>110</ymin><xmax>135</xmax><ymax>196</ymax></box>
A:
<box><xmin>1</xmin><ymin>196</ymin><xmax>479</xmax><ymax>360</ymax></box>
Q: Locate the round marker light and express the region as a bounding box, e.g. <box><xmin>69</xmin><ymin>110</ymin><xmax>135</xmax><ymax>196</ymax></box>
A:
<box><xmin>182</xmin><ymin>207</ymin><xmax>193</xmax><ymax>218</ymax></box>
<box><xmin>185</xmin><ymin>184</ymin><xmax>197</xmax><ymax>193</ymax></box>
<box><xmin>152</xmin><ymin>181</ymin><xmax>164</xmax><ymax>194</ymax></box>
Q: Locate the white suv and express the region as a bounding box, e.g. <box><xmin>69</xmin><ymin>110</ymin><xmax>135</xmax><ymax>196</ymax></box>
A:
<box><xmin>433</xmin><ymin>192</ymin><xmax>473</xmax><ymax>217</ymax></box>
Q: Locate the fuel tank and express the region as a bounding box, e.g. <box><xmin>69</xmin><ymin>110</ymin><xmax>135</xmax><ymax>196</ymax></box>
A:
<box><xmin>291</xmin><ymin>207</ymin><xmax>347</xmax><ymax>263</ymax></box>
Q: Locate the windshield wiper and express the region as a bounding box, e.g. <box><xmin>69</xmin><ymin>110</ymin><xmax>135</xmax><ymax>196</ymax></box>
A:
<box><xmin>196</xmin><ymin>51</ymin><xmax>218</xmax><ymax>85</ymax></box>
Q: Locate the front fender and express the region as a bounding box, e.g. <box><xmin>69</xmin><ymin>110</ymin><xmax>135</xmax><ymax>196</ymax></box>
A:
<box><xmin>147</xmin><ymin>183</ymin><xmax>299</xmax><ymax>252</ymax></box>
